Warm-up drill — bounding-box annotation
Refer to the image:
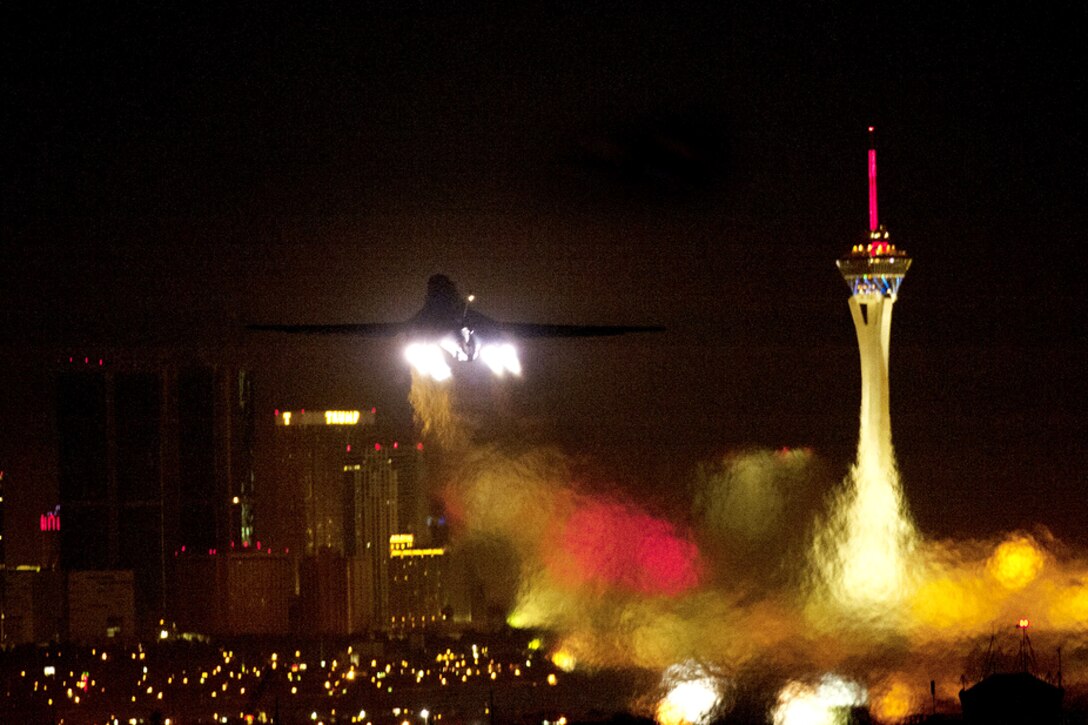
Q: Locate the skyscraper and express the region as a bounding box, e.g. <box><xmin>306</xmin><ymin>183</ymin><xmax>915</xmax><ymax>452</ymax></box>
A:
<box><xmin>267</xmin><ymin>408</ymin><xmax>377</xmax><ymax>558</ymax></box>
<box><xmin>342</xmin><ymin>443</ymin><xmax>428</xmax><ymax>629</ymax></box>
<box><xmin>55</xmin><ymin>354</ymin><xmax>255</xmax><ymax>631</ymax></box>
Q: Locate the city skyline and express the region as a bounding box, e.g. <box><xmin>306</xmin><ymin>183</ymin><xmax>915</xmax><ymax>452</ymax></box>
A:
<box><xmin>2</xmin><ymin>5</ymin><xmax>1084</xmax><ymax>575</ymax></box>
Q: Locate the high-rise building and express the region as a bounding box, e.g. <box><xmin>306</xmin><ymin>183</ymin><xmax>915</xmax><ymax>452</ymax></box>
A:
<box><xmin>55</xmin><ymin>355</ymin><xmax>255</xmax><ymax>631</ymax></box>
<box><xmin>342</xmin><ymin>443</ymin><xmax>425</xmax><ymax>629</ymax></box>
<box><xmin>267</xmin><ymin>408</ymin><xmax>377</xmax><ymax>558</ymax></box>
<box><xmin>388</xmin><ymin>533</ymin><xmax>447</xmax><ymax>631</ymax></box>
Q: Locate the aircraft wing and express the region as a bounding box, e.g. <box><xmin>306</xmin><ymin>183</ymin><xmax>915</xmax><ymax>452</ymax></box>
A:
<box><xmin>245</xmin><ymin>322</ymin><xmax>406</xmax><ymax>336</ymax></box>
<box><xmin>492</xmin><ymin>322</ymin><xmax>665</xmax><ymax>338</ymax></box>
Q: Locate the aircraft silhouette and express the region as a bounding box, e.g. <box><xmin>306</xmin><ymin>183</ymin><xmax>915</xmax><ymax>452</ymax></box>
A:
<box><xmin>248</xmin><ymin>274</ymin><xmax>664</xmax><ymax>379</ymax></box>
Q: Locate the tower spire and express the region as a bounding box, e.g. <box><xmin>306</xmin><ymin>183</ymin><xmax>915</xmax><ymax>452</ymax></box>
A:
<box><xmin>868</xmin><ymin>126</ymin><xmax>879</xmax><ymax>233</ymax></box>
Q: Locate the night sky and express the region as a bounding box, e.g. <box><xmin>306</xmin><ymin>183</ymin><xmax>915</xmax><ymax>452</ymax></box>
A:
<box><xmin>2</xmin><ymin>3</ymin><xmax>1085</xmax><ymax>563</ymax></box>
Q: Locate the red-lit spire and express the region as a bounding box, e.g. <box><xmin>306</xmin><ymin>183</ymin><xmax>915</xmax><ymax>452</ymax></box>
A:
<box><xmin>868</xmin><ymin>126</ymin><xmax>878</xmax><ymax>233</ymax></box>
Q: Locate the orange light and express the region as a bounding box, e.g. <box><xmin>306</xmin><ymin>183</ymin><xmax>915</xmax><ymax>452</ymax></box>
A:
<box><xmin>1017</xmin><ymin>618</ymin><xmax>1030</xmax><ymax>629</ymax></box>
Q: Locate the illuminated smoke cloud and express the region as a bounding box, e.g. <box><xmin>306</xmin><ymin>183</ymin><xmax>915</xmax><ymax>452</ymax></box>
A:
<box><xmin>406</xmin><ymin>359</ymin><xmax>1088</xmax><ymax>723</ymax></box>
<box><xmin>806</xmin><ymin>415</ymin><xmax>919</xmax><ymax>629</ymax></box>
<box><xmin>408</xmin><ymin>370</ymin><xmax>468</xmax><ymax>450</ymax></box>
<box><xmin>548</xmin><ymin>500</ymin><xmax>702</xmax><ymax>596</ymax></box>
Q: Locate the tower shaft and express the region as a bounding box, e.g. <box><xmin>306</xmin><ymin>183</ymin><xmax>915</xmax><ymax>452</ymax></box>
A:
<box><xmin>847</xmin><ymin>293</ymin><xmax>896</xmax><ymax>462</ymax></box>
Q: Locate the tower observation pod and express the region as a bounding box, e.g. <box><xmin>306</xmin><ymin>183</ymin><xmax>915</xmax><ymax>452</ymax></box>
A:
<box><xmin>836</xmin><ymin>127</ymin><xmax>911</xmax><ymax>456</ymax></box>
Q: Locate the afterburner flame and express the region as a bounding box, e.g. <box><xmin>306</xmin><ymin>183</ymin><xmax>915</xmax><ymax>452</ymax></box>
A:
<box><xmin>479</xmin><ymin>342</ymin><xmax>521</xmax><ymax>376</ymax></box>
<box><xmin>405</xmin><ymin>342</ymin><xmax>452</xmax><ymax>381</ymax></box>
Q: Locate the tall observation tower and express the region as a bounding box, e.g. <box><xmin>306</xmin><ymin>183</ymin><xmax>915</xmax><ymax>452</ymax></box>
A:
<box><xmin>836</xmin><ymin>127</ymin><xmax>911</xmax><ymax>460</ymax></box>
<box><xmin>812</xmin><ymin>127</ymin><xmax>917</xmax><ymax>617</ymax></box>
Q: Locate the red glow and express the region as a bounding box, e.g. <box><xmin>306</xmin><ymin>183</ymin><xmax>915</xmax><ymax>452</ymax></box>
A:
<box><xmin>256</xmin><ymin>541</ymin><xmax>262</xmax><ymax>550</ymax></box>
<box><xmin>371</xmin><ymin>407</ymin><xmax>377</xmax><ymax>414</ymax></box>
<box><xmin>417</xmin><ymin>442</ymin><xmax>424</xmax><ymax>451</ymax></box>
<box><xmin>40</xmin><ymin>512</ymin><xmax>61</xmax><ymax>532</ymax></box>
<box><xmin>375</xmin><ymin>443</ymin><xmax>382</xmax><ymax>451</ymax></box>
<box><xmin>181</xmin><ymin>545</ymin><xmax>186</xmax><ymax>552</ymax></box>
<box><xmin>868</xmin><ymin>147</ymin><xmax>879</xmax><ymax>231</ymax></box>
<box><xmin>346</xmin><ymin>444</ymin><xmax>351</xmax><ymax>452</ymax></box>
<box><xmin>274</xmin><ymin>409</ymin><xmax>280</xmax><ymax>417</ymax></box>
<box><xmin>393</xmin><ymin>441</ymin><xmax>399</xmax><ymax>449</ymax></box>
<box><xmin>550</xmin><ymin>500</ymin><xmax>702</xmax><ymax>596</ymax></box>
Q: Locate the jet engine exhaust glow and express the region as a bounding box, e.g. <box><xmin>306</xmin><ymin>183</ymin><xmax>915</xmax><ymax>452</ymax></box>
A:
<box><xmin>479</xmin><ymin>341</ymin><xmax>522</xmax><ymax>376</ymax></box>
<box><xmin>405</xmin><ymin>342</ymin><xmax>453</xmax><ymax>381</ymax></box>
<box><xmin>405</xmin><ymin>338</ymin><xmax>521</xmax><ymax>380</ymax></box>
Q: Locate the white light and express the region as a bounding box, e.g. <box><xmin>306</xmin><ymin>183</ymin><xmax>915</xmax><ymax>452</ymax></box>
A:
<box><xmin>480</xmin><ymin>343</ymin><xmax>521</xmax><ymax>377</ymax></box>
<box><xmin>420</xmin><ymin>708</ymin><xmax>430</xmax><ymax>720</ymax></box>
<box><xmin>159</xmin><ymin>629</ymin><xmax>169</xmax><ymax>640</ymax></box>
<box><xmin>772</xmin><ymin>675</ymin><xmax>867</xmax><ymax>725</ymax></box>
<box><xmin>405</xmin><ymin>343</ymin><xmax>452</xmax><ymax>381</ymax></box>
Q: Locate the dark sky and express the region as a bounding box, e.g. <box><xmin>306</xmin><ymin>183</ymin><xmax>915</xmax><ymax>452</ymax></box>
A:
<box><xmin>2</xmin><ymin>3</ymin><xmax>1086</xmax><ymax>557</ymax></box>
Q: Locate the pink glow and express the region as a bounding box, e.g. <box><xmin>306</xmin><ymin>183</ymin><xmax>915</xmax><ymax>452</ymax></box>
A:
<box><xmin>550</xmin><ymin>500</ymin><xmax>702</xmax><ymax>596</ymax></box>
<box><xmin>40</xmin><ymin>512</ymin><xmax>61</xmax><ymax>532</ymax></box>
<box><xmin>868</xmin><ymin>147</ymin><xmax>879</xmax><ymax>231</ymax></box>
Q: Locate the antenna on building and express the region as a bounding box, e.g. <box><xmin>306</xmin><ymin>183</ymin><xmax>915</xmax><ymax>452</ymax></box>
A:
<box><xmin>868</xmin><ymin>126</ymin><xmax>879</xmax><ymax>233</ymax></box>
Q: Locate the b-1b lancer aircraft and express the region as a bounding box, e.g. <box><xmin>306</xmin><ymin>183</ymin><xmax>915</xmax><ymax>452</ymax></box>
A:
<box><xmin>248</xmin><ymin>274</ymin><xmax>664</xmax><ymax>380</ymax></box>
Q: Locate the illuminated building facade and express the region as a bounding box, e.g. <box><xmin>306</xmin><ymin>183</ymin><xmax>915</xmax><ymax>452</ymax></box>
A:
<box><xmin>271</xmin><ymin>409</ymin><xmax>432</xmax><ymax>631</ymax></box>
<box><xmin>348</xmin><ymin>445</ymin><xmax>433</xmax><ymax>630</ymax></box>
<box><xmin>388</xmin><ymin>533</ymin><xmax>447</xmax><ymax>631</ymax></box>
<box><xmin>268</xmin><ymin>408</ymin><xmax>377</xmax><ymax>559</ymax></box>
<box><xmin>55</xmin><ymin>356</ymin><xmax>255</xmax><ymax>632</ymax></box>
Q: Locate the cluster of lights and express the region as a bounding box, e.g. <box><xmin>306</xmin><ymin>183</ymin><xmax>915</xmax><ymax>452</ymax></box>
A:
<box><xmin>845</xmin><ymin>238</ymin><xmax>905</xmax><ymax>259</ymax></box>
<box><xmin>3</xmin><ymin>638</ymin><xmax>566</xmax><ymax>723</ymax></box>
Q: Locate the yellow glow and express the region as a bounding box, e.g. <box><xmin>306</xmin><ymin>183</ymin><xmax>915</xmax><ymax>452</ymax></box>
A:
<box><xmin>389</xmin><ymin>534</ymin><xmax>415</xmax><ymax>546</ymax></box>
<box><xmin>870</xmin><ymin>679</ymin><xmax>915</xmax><ymax>722</ymax></box>
<box><xmin>281</xmin><ymin>411</ymin><xmax>292</xmax><ymax>425</ymax></box>
<box><xmin>551</xmin><ymin>650</ymin><xmax>576</xmax><ymax>673</ymax></box>
<box><xmin>324</xmin><ymin>410</ymin><xmax>361</xmax><ymax>425</ymax></box>
<box><xmin>910</xmin><ymin>575</ymin><xmax>992</xmax><ymax>630</ymax></box>
<box><xmin>987</xmin><ymin>536</ymin><xmax>1045</xmax><ymax>590</ymax></box>
<box><xmin>772</xmin><ymin>676</ymin><xmax>866</xmax><ymax>725</ymax></box>
<box><xmin>656</xmin><ymin>678</ymin><xmax>721</xmax><ymax>725</ymax></box>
